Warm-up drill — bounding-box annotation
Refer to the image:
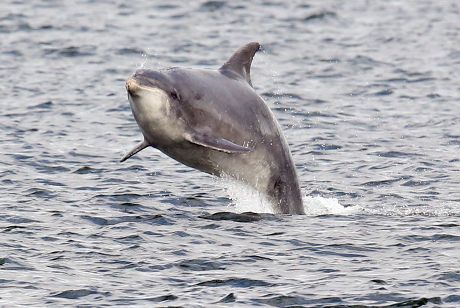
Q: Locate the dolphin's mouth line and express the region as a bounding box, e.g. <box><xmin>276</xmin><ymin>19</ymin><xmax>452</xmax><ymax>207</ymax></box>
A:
<box><xmin>126</xmin><ymin>78</ymin><xmax>166</xmax><ymax>96</ymax></box>
<box><xmin>129</xmin><ymin>84</ymin><xmax>161</xmax><ymax>93</ymax></box>
<box><xmin>134</xmin><ymin>84</ymin><xmax>161</xmax><ymax>92</ymax></box>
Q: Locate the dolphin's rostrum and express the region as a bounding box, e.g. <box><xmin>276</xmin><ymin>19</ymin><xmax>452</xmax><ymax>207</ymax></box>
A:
<box><xmin>121</xmin><ymin>42</ymin><xmax>304</xmax><ymax>214</ymax></box>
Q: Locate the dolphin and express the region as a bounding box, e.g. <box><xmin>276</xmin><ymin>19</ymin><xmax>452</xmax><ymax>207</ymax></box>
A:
<box><xmin>121</xmin><ymin>42</ymin><xmax>304</xmax><ymax>214</ymax></box>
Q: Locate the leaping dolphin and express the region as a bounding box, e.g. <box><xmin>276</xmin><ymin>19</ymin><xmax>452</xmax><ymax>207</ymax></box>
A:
<box><xmin>121</xmin><ymin>42</ymin><xmax>304</xmax><ymax>214</ymax></box>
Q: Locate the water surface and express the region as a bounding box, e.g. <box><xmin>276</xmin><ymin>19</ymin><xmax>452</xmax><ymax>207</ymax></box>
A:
<box><xmin>1</xmin><ymin>0</ymin><xmax>459</xmax><ymax>306</ymax></box>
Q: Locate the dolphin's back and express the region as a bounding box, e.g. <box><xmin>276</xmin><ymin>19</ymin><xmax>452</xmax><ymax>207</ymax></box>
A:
<box><xmin>165</xmin><ymin>68</ymin><xmax>279</xmax><ymax>145</ymax></box>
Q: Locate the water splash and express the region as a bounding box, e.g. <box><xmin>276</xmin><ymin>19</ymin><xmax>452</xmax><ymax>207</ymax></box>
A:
<box><xmin>138</xmin><ymin>47</ymin><xmax>164</xmax><ymax>70</ymax></box>
<box><xmin>219</xmin><ymin>177</ymin><xmax>274</xmax><ymax>214</ymax></box>
<box><xmin>138</xmin><ymin>51</ymin><xmax>147</xmax><ymax>69</ymax></box>
<box><xmin>302</xmin><ymin>195</ymin><xmax>360</xmax><ymax>216</ymax></box>
<box><xmin>218</xmin><ymin>177</ymin><xmax>358</xmax><ymax>216</ymax></box>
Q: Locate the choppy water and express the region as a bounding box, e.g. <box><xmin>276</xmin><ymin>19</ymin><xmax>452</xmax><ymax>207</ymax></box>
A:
<box><xmin>1</xmin><ymin>0</ymin><xmax>459</xmax><ymax>306</ymax></box>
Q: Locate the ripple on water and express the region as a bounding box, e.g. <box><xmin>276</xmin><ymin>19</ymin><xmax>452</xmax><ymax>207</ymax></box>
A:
<box><xmin>196</xmin><ymin>278</ymin><xmax>272</xmax><ymax>288</ymax></box>
<box><xmin>1</xmin><ymin>0</ymin><xmax>460</xmax><ymax>306</ymax></box>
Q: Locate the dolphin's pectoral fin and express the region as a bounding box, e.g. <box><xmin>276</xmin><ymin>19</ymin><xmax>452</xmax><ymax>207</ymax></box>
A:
<box><xmin>184</xmin><ymin>132</ymin><xmax>252</xmax><ymax>154</ymax></box>
<box><xmin>219</xmin><ymin>42</ymin><xmax>260</xmax><ymax>87</ymax></box>
<box><xmin>120</xmin><ymin>139</ymin><xmax>150</xmax><ymax>162</ymax></box>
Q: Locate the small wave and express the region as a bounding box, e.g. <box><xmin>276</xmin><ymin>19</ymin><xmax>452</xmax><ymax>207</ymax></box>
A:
<box><xmin>199</xmin><ymin>212</ymin><xmax>264</xmax><ymax>222</ymax></box>
<box><xmin>255</xmin><ymin>294</ymin><xmax>442</xmax><ymax>307</ymax></box>
<box><xmin>303</xmin><ymin>11</ymin><xmax>337</xmax><ymax>22</ymax></box>
<box><xmin>215</xmin><ymin>293</ymin><xmax>236</xmax><ymax>303</ymax></box>
<box><xmin>176</xmin><ymin>258</ymin><xmax>226</xmax><ymax>271</ymax></box>
<box><xmin>196</xmin><ymin>277</ymin><xmax>270</xmax><ymax>287</ymax></box>
<box><xmin>199</xmin><ymin>1</ymin><xmax>226</xmax><ymax>12</ymax></box>
<box><xmin>43</xmin><ymin>46</ymin><xmax>95</xmax><ymax>58</ymax></box>
<box><xmin>80</xmin><ymin>214</ymin><xmax>166</xmax><ymax>226</ymax></box>
<box><xmin>27</xmin><ymin>101</ymin><xmax>53</xmax><ymax>109</ymax></box>
<box><xmin>52</xmin><ymin>289</ymin><xmax>99</xmax><ymax>299</ymax></box>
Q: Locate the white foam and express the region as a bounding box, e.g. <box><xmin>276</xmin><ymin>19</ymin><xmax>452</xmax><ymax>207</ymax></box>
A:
<box><xmin>220</xmin><ymin>178</ymin><xmax>274</xmax><ymax>214</ymax></box>
<box><xmin>302</xmin><ymin>195</ymin><xmax>360</xmax><ymax>216</ymax></box>
<box><xmin>217</xmin><ymin>177</ymin><xmax>458</xmax><ymax>217</ymax></box>
<box><xmin>218</xmin><ymin>177</ymin><xmax>359</xmax><ymax>216</ymax></box>
<box><xmin>363</xmin><ymin>203</ymin><xmax>457</xmax><ymax>217</ymax></box>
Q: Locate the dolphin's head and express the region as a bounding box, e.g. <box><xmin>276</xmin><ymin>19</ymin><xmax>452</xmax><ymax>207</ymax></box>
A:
<box><xmin>121</xmin><ymin>69</ymin><xmax>183</xmax><ymax>162</ymax></box>
<box><xmin>126</xmin><ymin>69</ymin><xmax>179</xmax><ymax>99</ymax></box>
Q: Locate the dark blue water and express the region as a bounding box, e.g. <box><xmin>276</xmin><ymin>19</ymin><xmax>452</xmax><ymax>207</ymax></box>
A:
<box><xmin>1</xmin><ymin>0</ymin><xmax>459</xmax><ymax>306</ymax></box>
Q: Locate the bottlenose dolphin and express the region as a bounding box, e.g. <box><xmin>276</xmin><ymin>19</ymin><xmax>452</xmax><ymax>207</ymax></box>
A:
<box><xmin>121</xmin><ymin>42</ymin><xmax>304</xmax><ymax>214</ymax></box>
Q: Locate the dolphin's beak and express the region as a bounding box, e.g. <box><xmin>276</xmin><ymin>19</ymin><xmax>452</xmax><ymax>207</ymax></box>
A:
<box><xmin>120</xmin><ymin>139</ymin><xmax>149</xmax><ymax>162</ymax></box>
<box><xmin>126</xmin><ymin>77</ymin><xmax>140</xmax><ymax>95</ymax></box>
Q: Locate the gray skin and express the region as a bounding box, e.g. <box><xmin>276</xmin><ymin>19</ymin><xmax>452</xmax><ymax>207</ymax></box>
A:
<box><xmin>121</xmin><ymin>42</ymin><xmax>304</xmax><ymax>215</ymax></box>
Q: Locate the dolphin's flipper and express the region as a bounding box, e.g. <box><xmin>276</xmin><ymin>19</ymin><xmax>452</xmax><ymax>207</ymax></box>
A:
<box><xmin>219</xmin><ymin>42</ymin><xmax>260</xmax><ymax>87</ymax></box>
<box><xmin>120</xmin><ymin>139</ymin><xmax>150</xmax><ymax>162</ymax></box>
<box><xmin>184</xmin><ymin>132</ymin><xmax>252</xmax><ymax>154</ymax></box>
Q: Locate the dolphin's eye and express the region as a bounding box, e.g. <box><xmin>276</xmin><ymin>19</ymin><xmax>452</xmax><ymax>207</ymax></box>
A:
<box><xmin>170</xmin><ymin>90</ymin><xmax>180</xmax><ymax>101</ymax></box>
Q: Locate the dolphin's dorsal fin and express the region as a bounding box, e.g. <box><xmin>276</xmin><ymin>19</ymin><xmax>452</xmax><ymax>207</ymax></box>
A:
<box><xmin>219</xmin><ymin>42</ymin><xmax>260</xmax><ymax>87</ymax></box>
